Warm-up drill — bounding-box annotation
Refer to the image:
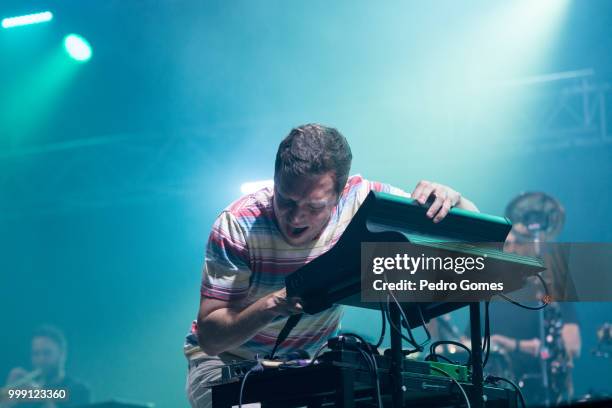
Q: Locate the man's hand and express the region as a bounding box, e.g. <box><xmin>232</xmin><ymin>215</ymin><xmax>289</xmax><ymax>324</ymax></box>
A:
<box><xmin>411</xmin><ymin>180</ymin><xmax>479</xmax><ymax>223</ymax></box>
<box><xmin>4</xmin><ymin>367</ymin><xmax>39</xmax><ymax>389</ymax></box>
<box><xmin>265</xmin><ymin>288</ymin><xmax>303</xmax><ymax>316</ymax></box>
<box><xmin>6</xmin><ymin>367</ymin><xmax>29</xmax><ymax>386</ymax></box>
<box><xmin>1</xmin><ymin>368</ymin><xmax>38</xmax><ymax>408</ymax></box>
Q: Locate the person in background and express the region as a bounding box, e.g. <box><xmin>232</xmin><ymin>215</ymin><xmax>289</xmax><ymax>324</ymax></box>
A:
<box><xmin>457</xmin><ymin>226</ymin><xmax>582</xmax><ymax>406</ymax></box>
<box><xmin>1</xmin><ymin>325</ymin><xmax>91</xmax><ymax>408</ymax></box>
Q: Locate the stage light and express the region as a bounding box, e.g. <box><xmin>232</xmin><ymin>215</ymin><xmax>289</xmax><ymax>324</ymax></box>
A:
<box><xmin>471</xmin><ymin>0</ymin><xmax>570</xmax><ymax>79</ymax></box>
<box><xmin>240</xmin><ymin>180</ymin><xmax>274</xmax><ymax>195</ymax></box>
<box><xmin>63</xmin><ymin>34</ymin><xmax>92</xmax><ymax>62</ymax></box>
<box><xmin>1</xmin><ymin>11</ymin><xmax>53</xmax><ymax>29</ymax></box>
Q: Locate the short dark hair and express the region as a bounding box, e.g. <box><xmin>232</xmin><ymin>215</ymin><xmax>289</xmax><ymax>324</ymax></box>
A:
<box><xmin>32</xmin><ymin>325</ymin><xmax>67</xmax><ymax>354</ymax></box>
<box><xmin>274</xmin><ymin>124</ymin><xmax>352</xmax><ymax>194</ymax></box>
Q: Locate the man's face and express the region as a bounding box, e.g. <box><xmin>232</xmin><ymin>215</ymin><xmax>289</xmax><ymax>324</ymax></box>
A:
<box><xmin>31</xmin><ymin>336</ymin><xmax>64</xmax><ymax>376</ymax></box>
<box><xmin>273</xmin><ymin>171</ymin><xmax>339</xmax><ymax>246</ymax></box>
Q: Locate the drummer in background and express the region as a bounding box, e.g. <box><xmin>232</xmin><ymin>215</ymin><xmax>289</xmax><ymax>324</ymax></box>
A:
<box><xmin>1</xmin><ymin>325</ymin><xmax>91</xmax><ymax>408</ymax></box>
<box><xmin>485</xmin><ymin>193</ymin><xmax>582</xmax><ymax>405</ymax></box>
<box><xmin>494</xmin><ymin>228</ymin><xmax>581</xmax><ymax>364</ymax></box>
<box><xmin>485</xmin><ymin>246</ymin><xmax>581</xmax><ymax>399</ymax></box>
<box><xmin>447</xmin><ymin>193</ymin><xmax>582</xmax><ymax>406</ymax></box>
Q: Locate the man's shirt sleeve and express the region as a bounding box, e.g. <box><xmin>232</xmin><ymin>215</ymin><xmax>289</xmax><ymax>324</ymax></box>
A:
<box><xmin>200</xmin><ymin>210</ymin><xmax>251</xmax><ymax>301</ymax></box>
<box><xmin>367</xmin><ymin>179</ymin><xmax>411</xmax><ymax>198</ymax></box>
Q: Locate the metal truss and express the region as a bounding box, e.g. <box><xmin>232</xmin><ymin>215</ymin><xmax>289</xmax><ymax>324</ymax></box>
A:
<box><xmin>518</xmin><ymin>81</ymin><xmax>611</xmax><ymax>151</ymax></box>
<box><xmin>475</xmin><ymin>69</ymin><xmax>612</xmax><ymax>153</ymax></box>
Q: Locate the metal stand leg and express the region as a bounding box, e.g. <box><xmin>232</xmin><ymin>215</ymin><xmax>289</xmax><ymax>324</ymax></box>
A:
<box><xmin>470</xmin><ymin>302</ymin><xmax>484</xmax><ymax>408</ymax></box>
<box><xmin>335</xmin><ymin>367</ymin><xmax>355</xmax><ymax>408</ymax></box>
<box><xmin>390</xmin><ymin>302</ymin><xmax>403</xmax><ymax>408</ymax></box>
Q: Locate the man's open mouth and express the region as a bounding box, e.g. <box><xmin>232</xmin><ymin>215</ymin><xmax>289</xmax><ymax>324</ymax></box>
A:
<box><xmin>289</xmin><ymin>226</ymin><xmax>309</xmax><ymax>236</ymax></box>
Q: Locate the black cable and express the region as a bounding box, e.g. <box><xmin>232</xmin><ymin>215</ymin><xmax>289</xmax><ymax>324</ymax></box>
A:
<box><xmin>324</xmin><ymin>333</ymin><xmax>383</xmax><ymax>408</ymax></box>
<box><xmin>397</xmin><ymin>304</ymin><xmax>419</xmax><ymax>347</ymax></box>
<box><xmin>425</xmin><ymin>340</ymin><xmax>472</xmax><ymax>366</ymax></box>
<box><xmin>384</xmin><ymin>293</ymin><xmax>428</xmax><ymax>352</ymax></box>
<box><xmin>430</xmin><ymin>366</ymin><xmax>471</xmax><ymax>408</ymax></box>
<box><xmin>397</xmin><ymin>300</ymin><xmax>430</xmax><ymax>350</ymax></box>
<box><xmin>300</xmin><ymin>332</ymin><xmax>386</xmax><ymax>407</ymax></box>
<box><xmin>339</xmin><ymin>333</ymin><xmax>372</xmax><ymax>352</ymax></box>
<box><xmin>485</xmin><ymin>375</ymin><xmax>527</xmax><ymax>408</ymax></box>
<box><xmin>269</xmin><ymin>313</ymin><xmax>303</xmax><ymax>359</ymax></box>
<box><xmin>356</xmin><ymin>346</ymin><xmax>383</xmax><ymax>408</ymax></box>
<box><xmin>483</xmin><ymin>301</ymin><xmax>491</xmax><ymax>368</ymax></box>
<box><xmin>382</xmin><ymin>272</ymin><xmax>425</xmax><ymax>350</ymax></box>
<box><xmin>383</xmin><ymin>296</ymin><xmax>421</xmax><ymax>349</ymax></box>
<box><xmin>426</xmin><ymin>353</ymin><xmax>459</xmax><ymax>365</ymax></box>
<box><xmin>238</xmin><ymin>361</ymin><xmax>263</xmax><ymax>408</ymax></box>
<box><xmin>375</xmin><ymin>302</ymin><xmax>386</xmax><ymax>349</ymax></box>
<box><xmin>416</xmin><ymin>304</ymin><xmax>433</xmax><ymax>345</ymax></box>
<box><xmin>497</xmin><ymin>273</ymin><xmax>550</xmax><ymax>310</ymax></box>
<box><xmin>308</xmin><ymin>340</ymin><xmax>330</xmax><ymax>366</ymax></box>
<box><xmin>384</xmin><ymin>298</ymin><xmax>426</xmax><ymax>353</ymax></box>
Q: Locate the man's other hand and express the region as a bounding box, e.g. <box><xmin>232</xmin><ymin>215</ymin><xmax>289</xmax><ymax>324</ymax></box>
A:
<box><xmin>411</xmin><ymin>180</ymin><xmax>464</xmax><ymax>223</ymax></box>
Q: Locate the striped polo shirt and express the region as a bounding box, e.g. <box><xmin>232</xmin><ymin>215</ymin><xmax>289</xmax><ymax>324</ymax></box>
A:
<box><xmin>184</xmin><ymin>175</ymin><xmax>409</xmax><ymax>360</ymax></box>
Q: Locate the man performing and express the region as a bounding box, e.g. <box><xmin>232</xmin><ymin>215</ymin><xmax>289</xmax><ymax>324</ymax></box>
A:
<box><xmin>184</xmin><ymin>123</ymin><xmax>479</xmax><ymax>408</ymax></box>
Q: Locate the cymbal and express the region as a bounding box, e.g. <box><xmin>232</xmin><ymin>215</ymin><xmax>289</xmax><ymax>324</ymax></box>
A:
<box><xmin>505</xmin><ymin>192</ymin><xmax>565</xmax><ymax>241</ymax></box>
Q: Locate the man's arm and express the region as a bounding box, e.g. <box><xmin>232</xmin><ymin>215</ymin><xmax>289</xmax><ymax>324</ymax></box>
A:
<box><xmin>197</xmin><ymin>288</ymin><xmax>302</xmax><ymax>356</ymax></box>
<box><xmin>561</xmin><ymin>322</ymin><xmax>581</xmax><ymax>359</ymax></box>
<box><xmin>489</xmin><ymin>334</ymin><xmax>542</xmax><ymax>357</ymax></box>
